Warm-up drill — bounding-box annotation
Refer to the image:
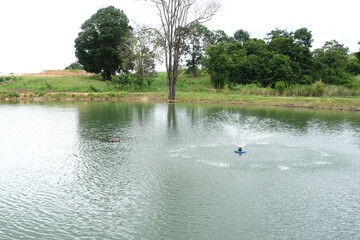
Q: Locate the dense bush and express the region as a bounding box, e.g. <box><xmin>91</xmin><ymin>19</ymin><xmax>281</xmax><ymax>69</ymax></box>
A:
<box><xmin>346</xmin><ymin>58</ymin><xmax>360</xmax><ymax>75</ymax></box>
<box><xmin>275</xmin><ymin>81</ymin><xmax>286</xmax><ymax>94</ymax></box>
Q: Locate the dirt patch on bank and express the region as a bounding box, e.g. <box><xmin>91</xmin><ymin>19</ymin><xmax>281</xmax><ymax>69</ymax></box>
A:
<box><xmin>7</xmin><ymin>88</ymin><xmax>31</xmax><ymax>92</ymax></box>
<box><xmin>16</xmin><ymin>70</ymin><xmax>94</xmax><ymax>77</ymax></box>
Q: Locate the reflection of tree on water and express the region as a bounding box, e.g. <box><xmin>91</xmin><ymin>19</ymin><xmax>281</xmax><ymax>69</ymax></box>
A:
<box><xmin>77</xmin><ymin>102</ymin><xmax>155</xmax><ymax>141</ymax></box>
<box><xmin>74</xmin><ymin>102</ymin><xmax>156</xmax><ymax>187</ymax></box>
<box><xmin>167</xmin><ymin>103</ymin><xmax>177</xmax><ymax>131</ymax></box>
<box><xmin>195</xmin><ymin>104</ymin><xmax>360</xmax><ymax>133</ymax></box>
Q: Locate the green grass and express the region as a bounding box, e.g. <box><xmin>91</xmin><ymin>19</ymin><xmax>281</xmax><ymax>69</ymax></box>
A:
<box><xmin>1</xmin><ymin>73</ymin><xmax>359</xmax><ymax>96</ymax></box>
<box><xmin>0</xmin><ymin>75</ymin><xmax>113</xmax><ymax>93</ymax></box>
<box><xmin>1</xmin><ymin>72</ymin><xmax>359</xmax><ymax>111</ymax></box>
<box><xmin>149</xmin><ymin>72</ymin><xmax>213</xmax><ymax>92</ymax></box>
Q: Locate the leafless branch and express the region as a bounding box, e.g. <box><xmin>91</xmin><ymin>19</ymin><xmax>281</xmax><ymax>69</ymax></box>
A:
<box><xmin>144</xmin><ymin>0</ymin><xmax>220</xmax><ymax>100</ymax></box>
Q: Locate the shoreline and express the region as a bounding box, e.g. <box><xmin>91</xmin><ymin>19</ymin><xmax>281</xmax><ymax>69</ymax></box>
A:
<box><xmin>1</xmin><ymin>92</ymin><xmax>360</xmax><ymax>112</ymax></box>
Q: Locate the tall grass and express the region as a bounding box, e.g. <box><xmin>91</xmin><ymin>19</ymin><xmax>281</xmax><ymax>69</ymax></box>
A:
<box><xmin>228</xmin><ymin>80</ymin><xmax>360</xmax><ymax>97</ymax></box>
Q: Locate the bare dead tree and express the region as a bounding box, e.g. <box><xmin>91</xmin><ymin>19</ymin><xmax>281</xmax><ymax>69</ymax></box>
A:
<box><xmin>145</xmin><ymin>0</ymin><xmax>220</xmax><ymax>101</ymax></box>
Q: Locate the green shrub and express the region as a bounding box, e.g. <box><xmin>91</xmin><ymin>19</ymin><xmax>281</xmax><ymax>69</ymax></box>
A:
<box><xmin>346</xmin><ymin>58</ymin><xmax>360</xmax><ymax>75</ymax></box>
<box><xmin>107</xmin><ymin>92</ymin><xmax>116</xmax><ymax>97</ymax></box>
<box><xmin>223</xmin><ymin>84</ymin><xmax>229</xmax><ymax>93</ymax></box>
<box><xmin>0</xmin><ymin>76</ymin><xmax>22</xmax><ymax>83</ymax></box>
<box><xmin>45</xmin><ymin>81</ymin><xmax>52</xmax><ymax>90</ymax></box>
<box><xmin>65</xmin><ymin>61</ymin><xmax>83</xmax><ymax>70</ymax></box>
<box><xmin>275</xmin><ymin>81</ymin><xmax>286</xmax><ymax>94</ymax></box>
<box><xmin>312</xmin><ymin>81</ymin><xmax>325</xmax><ymax>96</ymax></box>
<box><xmin>88</xmin><ymin>85</ymin><xmax>98</xmax><ymax>92</ymax></box>
<box><xmin>8</xmin><ymin>92</ymin><xmax>20</xmax><ymax>98</ymax></box>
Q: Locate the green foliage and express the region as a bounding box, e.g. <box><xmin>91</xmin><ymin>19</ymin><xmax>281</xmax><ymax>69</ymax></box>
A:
<box><xmin>182</xmin><ymin>22</ymin><xmax>213</xmax><ymax>76</ymax></box>
<box><xmin>346</xmin><ymin>58</ymin><xmax>360</xmax><ymax>75</ymax></box>
<box><xmin>75</xmin><ymin>6</ymin><xmax>133</xmax><ymax>80</ymax></box>
<box><xmin>355</xmin><ymin>52</ymin><xmax>360</xmax><ymax>61</ymax></box>
<box><xmin>88</xmin><ymin>85</ymin><xmax>98</xmax><ymax>93</ymax></box>
<box><xmin>312</xmin><ymin>80</ymin><xmax>326</xmax><ymax>96</ymax></box>
<box><xmin>242</xmin><ymin>39</ymin><xmax>268</xmax><ymax>56</ymax></box>
<box><xmin>131</xmin><ymin>28</ymin><xmax>160</xmax><ymax>79</ymax></box>
<box><xmin>275</xmin><ymin>81</ymin><xmax>286</xmax><ymax>93</ymax></box>
<box><xmin>205</xmin><ymin>27</ymin><xmax>318</xmax><ymax>88</ymax></box>
<box><xmin>313</xmin><ymin>40</ymin><xmax>350</xmax><ymax>84</ymax></box>
<box><xmin>111</xmin><ymin>74</ymin><xmax>151</xmax><ymax>92</ymax></box>
<box><xmin>268</xmin><ymin>36</ymin><xmax>313</xmax><ymax>81</ymax></box>
<box><xmin>0</xmin><ymin>76</ymin><xmax>22</xmax><ymax>83</ymax></box>
<box><xmin>45</xmin><ymin>81</ymin><xmax>52</xmax><ymax>90</ymax></box>
<box><xmin>233</xmin><ymin>29</ymin><xmax>250</xmax><ymax>44</ymax></box>
<box><xmin>209</xmin><ymin>30</ymin><xmax>232</xmax><ymax>45</ymax></box>
<box><xmin>265</xmin><ymin>28</ymin><xmax>292</xmax><ymax>41</ymax></box>
<box><xmin>1</xmin><ymin>72</ymin><xmax>360</xmax><ymax>101</ymax></box>
<box><xmin>8</xmin><ymin>92</ymin><xmax>20</xmax><ymax>98</ymax></box>
<box><xmin>269</xmin><ymin>54</ymin><xmax>295</xmax><ymax>86</ymax></box>
<box><xmin>222</xmin><ymin>84</ymin><xmax>229</xmax><ymax>93</ymax></box>
<box><xmin>227</xmin><ymin>40</ymin><xmax>271</xmax><ymax>86</ymax></box>
<box><xmin>294</xmin><ymin>28</ymin><xmax>313</xmax><ymax>48</ymax></box>
<box><xmin>65</xmin><ymin>61</ymin><xmax>83</xmax><ymax>70</ymax></box>
<box><xmin>205</xmin><ymin>42</ymin><xmax>231</xmax><ymax>89</ymax></box>
<box><xmin>356</xmin><ymin>41</ymin><xmax>360</xmax><ymax>61</ymax></box>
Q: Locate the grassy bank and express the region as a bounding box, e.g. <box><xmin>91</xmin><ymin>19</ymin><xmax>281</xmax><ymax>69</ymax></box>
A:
<box><xmin>1</xmin><ymin>71</ymin><xmax>360</xmax><ymax>111</ymax></box>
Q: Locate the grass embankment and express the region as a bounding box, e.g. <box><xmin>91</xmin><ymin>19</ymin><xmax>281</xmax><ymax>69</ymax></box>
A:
<box><xmin>1</xmin><ymin>71</ymin><xmax>360</xmax><ymax>111</ymax></box>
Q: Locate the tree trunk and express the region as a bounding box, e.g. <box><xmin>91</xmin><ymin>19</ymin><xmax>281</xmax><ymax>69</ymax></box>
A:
<box><xmin>167</xmin><ymin>66</ymin><xmax>177</xmax><ymax>101</ymax></box>
<box><xmin>102</xmin><ymin>70</ymin><xmax>112</xmax><ymax>81</ymax></box>
<box><xmin>167</xmin><ymin>46</ymin><xmax>180</xmax><ymax>102</ymax></box>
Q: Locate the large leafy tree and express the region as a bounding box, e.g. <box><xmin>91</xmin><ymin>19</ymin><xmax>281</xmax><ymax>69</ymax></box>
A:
<box><xmin>294</xmin><ymin>27</ymin><xmax>313</xmax><ymax>48</ymax></box>
<box><xmin>313</xmin><ymin>40</ymin><xmax>349</xmax><ymax>84</ymax></box>
<box><xmin>227</xmin><ymin>39</ymin><xmax>271</xmax><ymax>86</ymax></box>
<box><xmin>267</xmin><ymin>30</ymin><xmax>314</xmax><ymax>83</ymax></box>
<box><xmin>210</xmin><ymin>30</ymin><xmax>232</xmax><ymax>45</ymax></box>
<box><xmin>145</xmin><ymin>0</ymin><xmax>220</xmax><ymax>101</ymax></box>
<box><xmin>75</xmin><ymin>6</ymin><xmax>132</xmax><ymax>80</ymax></box>
<box><xmin>233</xmin><ymin>29</ymin><xmax>250</xmax><ymax>44</ymax></box>
<box><xmin>268</xmin><ymin>53</ymin><xmax>295</xmax><ymax>85</ymax></box>
<box><xmin>205</xmin><ymin>42</ymin><xmax>231</xmax><ymax>89</ymax></box>
<box><xmin>183</xmin><ymin>22</ymin><xmax>212</xmax><ymax>76</ymax></box>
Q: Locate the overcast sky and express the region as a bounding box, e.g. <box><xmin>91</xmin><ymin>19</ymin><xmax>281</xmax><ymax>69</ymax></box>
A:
<box><xmin>0</xmin><ymin>0</ymin><xmax>359</xmax><ymax>74</ymax></box>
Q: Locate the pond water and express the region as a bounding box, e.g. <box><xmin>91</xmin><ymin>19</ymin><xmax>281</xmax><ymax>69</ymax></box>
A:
<box><xmin>0</xmin><ymin>102</ymin><xmax>359</xmax><ymax>240</ymax></box>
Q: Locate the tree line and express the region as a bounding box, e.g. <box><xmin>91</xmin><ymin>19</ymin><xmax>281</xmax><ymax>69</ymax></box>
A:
<box><xmin>185</xmin><ymin>26</ymin><xmax>360</xmax><ymax>89</ymax></box>
<box><xmin>71</xmin><ymin>3</ymin><xmax>360</xmax><ymax>100</ymax></box>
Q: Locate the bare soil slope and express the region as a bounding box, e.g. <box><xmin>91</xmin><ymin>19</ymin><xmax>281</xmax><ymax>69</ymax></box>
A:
<box><xmin>17</xmin><ymin>70</ymin><xmax>94</xmax><ymax>77</ymax></box>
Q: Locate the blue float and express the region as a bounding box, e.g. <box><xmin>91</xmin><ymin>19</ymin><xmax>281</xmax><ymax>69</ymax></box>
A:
<box><xmin>234</xmin><ymin>150</ymin><xmax>246</xmax><ymax>154</ymax></box>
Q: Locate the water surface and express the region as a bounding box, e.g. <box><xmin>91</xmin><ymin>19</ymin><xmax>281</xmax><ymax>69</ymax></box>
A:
<box><xmin>0</xmin><ymin>102</ymin><xmax>359</xmax><ymax>239</ymax></box>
